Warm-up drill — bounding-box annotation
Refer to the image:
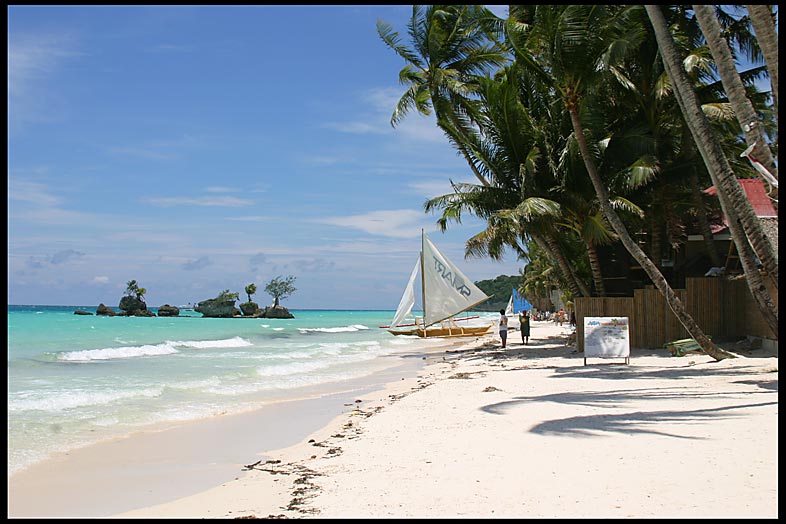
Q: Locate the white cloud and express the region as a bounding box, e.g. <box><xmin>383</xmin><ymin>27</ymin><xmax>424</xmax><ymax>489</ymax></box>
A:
<box><xmin>8</xmin><ymin>178</ymin><xmax>62</xmax><ymax>207</ymax></box>
<box><xmin>317</xmin><ymin>209</ymin><xmax>431</xmax><ymax>238</ymax></box>
<box><xmin>144</xmin><ymin>196</ymin><xmax>254</xmax><ymax>207</ymax></box>
<box><xmin>92</xmin><ymin>276</ymin><xmax>110</xmax><ymax>284</ymax></box>
<box><xmin>8</xmin><ymin>33</ymin><xmax>79</xmax><ymax>97</ymax></box>
<box><xmin>322</xmin><ymin>121</ymin><xmax>383</xmax><ymax>134</ymax></box>
<box><xmin>323</xmin><ymin>86</ymin><xmax>446</xmax><ymax>143</ymax></box>
<box><xmin>224</xmin><ymin>215</ymin><xmax>271</xmax><ymax>222</ymax></box>
<box><xmin>182</xmin><ymin>256</ymin><xmax>212</xmax><ymax>271</ymax></box>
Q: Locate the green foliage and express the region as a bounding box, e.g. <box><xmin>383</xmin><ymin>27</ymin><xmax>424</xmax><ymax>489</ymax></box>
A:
<box><xmin>264</xmin><ymin>275</ymin><xmax>297</xmax><ymax>306</ymax></box>
<box><xmin>474</xmin><ymin>275</ymin><xmax>522</xmax><ymax>311</ymax></box>
<box><xmin>244</xmin><ymin>283</ymin><xmax>257</xmax><ymax>303</ymax></box>
<box><xmin>215</xmin><ymin>289</ymin><xmax>240</xmax><ymax>302</ymax></box>
<box><xmin>125</xmin><ymin>280</ymin><xmax>146</xmax><ymax>300</ymax></box>
<box><xmin>125</xmin><ymin>280</ymin><xmax>138</xmax><ymax>296</ymax></box>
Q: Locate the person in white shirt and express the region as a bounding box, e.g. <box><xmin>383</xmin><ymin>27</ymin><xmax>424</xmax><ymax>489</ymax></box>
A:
<box><xmin>498</xmin><ymin>309</ymin><xmax>508</xmax><ymax>348</ymax></box>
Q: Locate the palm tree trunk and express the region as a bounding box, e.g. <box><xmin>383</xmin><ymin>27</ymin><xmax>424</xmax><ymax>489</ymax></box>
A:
<box><xmin>650</xmin><ymin>216</ymin><xmax>661</xmax><ymax>266</ymax></box>
<box><xmin>646</xmin><ymin>5</ymin><xmax>778</xmax><ymax>291</ymax></box>
<box><xmin>545</xmin><ymin>232</ymin><xmax>592</xmax><ymax>298</ymax></box>
<box><xmin>746</xmin><ymin>5</ymin><xmax>778</xmax><ymax>127</ymax></box>
<box><xmin>567</xmin><ymin>103</ymin><xmax>735</xmax><ymax>360</ymax></box>
<box><xmin>531</xmin><ymin>232</ymin><xmax>588</xmax><ymax>298</ymax></box>
<box><xmin>688</xmin><ymin>170</ymin><xmax>724</xmax><ymax>268</ymax></box>
<box><xmin>693</xmin><ymin>5</ymin><xmax>778</xmax><ymax>181</ymax></box>
<box><xmin>647</xmin><ymin>4</ymin><xmax>778</xmax><ymax>336</ymax></box>
<box><xmin>586</xmin><ymin>242</ymin><xmax>606</xmax><ymax>296</ymax></box>
<box><xmin>682</xmin><ymin>126</ymin><xmax>724</xmax><ymax>267</ymax></box>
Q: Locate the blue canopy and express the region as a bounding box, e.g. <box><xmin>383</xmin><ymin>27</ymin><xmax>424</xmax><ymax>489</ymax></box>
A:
<box><xmin>511</xmin><ymin>289</ymin><xmax>532</xmax><ymax>313</ymax></box>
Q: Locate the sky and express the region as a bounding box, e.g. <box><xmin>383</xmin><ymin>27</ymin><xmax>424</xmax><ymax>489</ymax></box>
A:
<box><xmin>8</xmin><ymin>4</ymin><xmax>523</xmax><ymax>309</ymax></box>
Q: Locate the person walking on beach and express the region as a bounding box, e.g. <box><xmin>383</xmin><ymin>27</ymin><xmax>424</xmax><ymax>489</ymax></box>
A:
<box><xmin>519</xmin><ymin>310</ymin><xmax>530</xmax><ymax>344</ymax></box>
<box><xmin>498</xmin><ymin>309</ymin><xmax>508</xmax><ymax>348</ymax></box>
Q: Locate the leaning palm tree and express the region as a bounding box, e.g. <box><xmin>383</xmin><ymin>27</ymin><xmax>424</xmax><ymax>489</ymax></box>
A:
<box><xmin>377</xmin><ymin>5</ymin><xmax>508</xmax><ymax>186</ymax></box>
<box><xmin>745</xmin><ymin>5</ymin><xmax>778</xmax><ymax>127</ymax></box>
<box><xmin>646</xmin><ymin>5</ymin><xmax>777</xmax><ymax>336</ymax></box>
<box><xmin>507</xmin><ymin>4</ymin><xmax>735</xmax><ymax>360</ymax></box>
<box><xmin>693</xmin><ymin>5</ymin><xmax>777</xmax><ymax>180</ymax></box>
<box><xmin>425</xmin><ymin>65</ymin><xmax>593</xmax><ymax>298</ymax></box>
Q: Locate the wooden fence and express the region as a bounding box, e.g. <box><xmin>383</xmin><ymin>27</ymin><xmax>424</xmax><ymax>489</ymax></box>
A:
<box><xmin>574</xmin><ymin>277</ymin><xmax>777</xmax><ymax>350</ymax></box>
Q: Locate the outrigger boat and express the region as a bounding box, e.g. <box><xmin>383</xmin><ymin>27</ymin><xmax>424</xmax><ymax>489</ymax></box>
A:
<box><xmin>385</xmin><ymin>230</ymin><xmax>493</xmax><ymax>338</ymax></box>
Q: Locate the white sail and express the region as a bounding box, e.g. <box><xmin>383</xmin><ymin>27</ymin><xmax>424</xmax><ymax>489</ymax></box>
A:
<box><xmin>505</xmin><ymin>294</ymin><xmax>514</xmax><ymax>316</ymax></box>
<box><xmin>390</xmin><ymin>258</ymin><xmax>420</xmax><ymax>328</ymax></box>
<box><xmin>422</xmin><ymin>232</ymin><xmax>490</xmax><ymax>326</ymax></box>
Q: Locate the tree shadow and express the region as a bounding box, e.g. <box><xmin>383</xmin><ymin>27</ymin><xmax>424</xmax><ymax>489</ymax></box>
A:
<box><xmin>527</xmin><ymin>401</ymin><xmax>777</xmax><ymax>439</ymax></box>
<box><xmin>480</xmin><ymin>384</ymin><xmax>777</xmax><ymax>439</ymax></box>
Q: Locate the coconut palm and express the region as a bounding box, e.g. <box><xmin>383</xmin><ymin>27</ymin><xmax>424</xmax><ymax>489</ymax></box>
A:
<box><xmin>424</xmin><ymin>64</ymin><xmax>593</xmax><ymax>298</ymax></box>
<box><xmin>506</xmin><ymin>4</ymin><xmax>736</xmax><ymax>359</ymax></box>
<box><xmin>745</xmin><ymin>5</ymin><xmax>778</xmax><ymax>127</ymax></box>
<box><xmin>646</xmin><ymin>5</ymin><xmax>778</xmax><ymax>336</ymax></box>
<box><xmin>376</xmin><ymin>5</ymin><xmax>508</xmax><ymax>186</ymax></box>
<box><xmin>244</xmin><ymin>283</ymin><xmax>257</xmax><ymax>303</ymax></box>
<box><xmin>693</xmin><ymin>5</ymin><xmax>777</xmax><ymax>181</ymax></box>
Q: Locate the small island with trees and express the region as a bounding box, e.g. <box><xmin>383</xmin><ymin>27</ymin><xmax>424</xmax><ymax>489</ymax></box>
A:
<box><xmin>82</xmin><ymin>276</ymin><xmax>297</xmax><ymax>319</ymax></box>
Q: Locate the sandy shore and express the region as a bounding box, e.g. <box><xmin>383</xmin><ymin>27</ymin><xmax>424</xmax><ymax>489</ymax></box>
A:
<box><xmin>8</xmin><ymin>335</ymin><xmax>471</xmax><ymax>518</ymax></box>
<box><xmin>109</xmin><ymin>321</ymin><xmax>778</xmax><ymax>519</ymax></box>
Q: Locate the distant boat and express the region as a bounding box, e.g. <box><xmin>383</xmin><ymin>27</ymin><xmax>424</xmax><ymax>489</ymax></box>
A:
<box><xmin>505</xmin><ymin>289</ymin><xmax>532</xmax><ymax>317</ymax></box>
<box><xmin>386</xmin><ymin>230</ymin><xmax>494</xmax><ymax>338</ymax></box>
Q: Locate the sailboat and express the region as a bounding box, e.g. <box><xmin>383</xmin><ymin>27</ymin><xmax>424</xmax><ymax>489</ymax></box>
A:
<box><xmin>386</xmin><ymin>230</ymin><xmax>494</xmax><ymax>338</ymax></box>
<box><xmin>505</xmin><ymin>288</ymin><xmax>532</xmax><ymax>317</ymax></box>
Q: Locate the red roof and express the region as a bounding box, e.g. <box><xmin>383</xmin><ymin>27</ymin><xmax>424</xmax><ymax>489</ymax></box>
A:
<box><xmin>703</xmin><ymin>178</ymin><xmax>777</xmax><ymax>234</ymax></box>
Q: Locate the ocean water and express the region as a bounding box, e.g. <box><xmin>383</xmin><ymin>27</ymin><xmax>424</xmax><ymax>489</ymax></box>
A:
<box><xmin>7</xmin><ymin>305</ymin><xmax>496</xmax><ymax>476</ymax></box>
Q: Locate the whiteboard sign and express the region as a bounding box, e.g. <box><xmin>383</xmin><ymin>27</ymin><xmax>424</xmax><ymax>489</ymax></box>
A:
<box><xmin>583</xmin><ymin>317</ymin><xmax>630</xmax><ymax>365</ymax></box>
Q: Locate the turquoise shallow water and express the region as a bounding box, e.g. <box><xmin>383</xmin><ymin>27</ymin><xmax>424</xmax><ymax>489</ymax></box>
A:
<box><xmin>7</xmin><ymin>305</ymin><xmax>495</xmax><ymax>475</ymax></box>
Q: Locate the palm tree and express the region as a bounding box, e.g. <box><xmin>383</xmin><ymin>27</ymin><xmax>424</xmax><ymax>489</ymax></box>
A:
<box><xmin>506</xmin><ymin>5</ymin><xmax>736</xmax><ymax>360</ymax></box>
<box><xmin>693</xmin><ymin>5</ymin><xmax>777</xmax><ymax>181</ymax></box>
<box><xmin>377</xmin><ymin>5</ymin><xmax>508</xmax><ymax>186</ymax></box>
<box><xmin>646</xmin><ymin>4</ymin><xmax>778</xmax><ymax>337</ymax></box>
<box><xmin>518</xmin><ymin>239</ymin><xmax>566</xmax><ymax>308</ymax></box>
<box><xmin>125</xmin><ymin>279</ymin><xmax>138</xmax><ymax>296</ymax></box>
<box><xmin>746</xmin><ymin>5</ymin><xmax>778</xmax><ymax>126</ymax></box>
<box><xmin>244</xmin><ymin>283</ymin><xmax>257</xmax><ymax>304</ymax></box>
<box><xmin>125</xmin><ymin>279</ymin><xmax>146</xmax><ymax>301</ymax></box>
<box><xmin>424</xmin><ymin>64</ymin><xmax>594</xmax><ymax>299</ymax></box>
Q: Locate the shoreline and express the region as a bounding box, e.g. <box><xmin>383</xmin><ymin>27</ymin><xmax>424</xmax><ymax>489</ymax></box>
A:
<box><xmin>10</xmin><ymin>321</ymin><xmax>778</xmax><ymax>518</ymax></box>
<box><xmin>7</xmin><ymin>333</ymin><xmax>476</xmax><ymax>518</ymax></box>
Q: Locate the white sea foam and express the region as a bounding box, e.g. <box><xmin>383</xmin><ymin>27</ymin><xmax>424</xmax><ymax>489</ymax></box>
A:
<box><xmin>59</xmin><ymin>343</ymin><xmax>179</xmax><ymax>361</ymax></box>
<box><xmin>8</xmin><ymin>307</ymin><xmax>437</xmax><ymax>475</ymax></box>
<box><xmin>257</xmin><ymin>360</ymin><xmax>331</xmax><ymax>377</ymax></box>
<box><xmin>57</xmin><ymin>336</ymin><xmax>253</xmax><ymax>361</ymax></box>
<box><xmin>169</xmin><ymin>336</ymin><xmax>253</xmax><ymax>349</ymax></box>
<box><xmin>8</xmin><ymin>386</ymin><xmax>163</xmax><ymax>412</ymax></box>
<box><xmin>299</xmin><ymin>324</ymin><xmax>370</xmax><ymax>333</ymax></box>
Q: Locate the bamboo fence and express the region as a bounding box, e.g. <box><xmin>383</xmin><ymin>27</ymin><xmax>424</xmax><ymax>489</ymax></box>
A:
<box><xmin>574</xmin><ymin>277</ymin><xmax>777</xmax><ymax>350</ymax></box>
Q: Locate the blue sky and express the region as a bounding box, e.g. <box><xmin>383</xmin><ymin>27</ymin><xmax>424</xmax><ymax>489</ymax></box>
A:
<box><xmin>8</xmin><ymin>5</ymin><xmax>522</xmax><ymax>309</ymax></box>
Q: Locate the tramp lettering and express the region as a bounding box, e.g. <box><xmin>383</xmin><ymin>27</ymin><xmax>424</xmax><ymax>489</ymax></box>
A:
<box><xmin>432</xmin><ymin>257</ymin><xmax>472</xmax><ymax>297</ymax></box>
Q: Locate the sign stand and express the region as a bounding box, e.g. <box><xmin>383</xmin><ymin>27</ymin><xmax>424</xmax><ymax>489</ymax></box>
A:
<box><xmin>583</xmin><ymin>317</ymin><xmax>630</xmax><ymax>365</ymax></box>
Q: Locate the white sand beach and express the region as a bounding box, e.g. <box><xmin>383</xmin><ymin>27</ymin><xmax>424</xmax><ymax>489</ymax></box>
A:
<box><xmin>106</xmin><ymin>320</ymin><xmax>777</xmax><ymax>519</ymax></box>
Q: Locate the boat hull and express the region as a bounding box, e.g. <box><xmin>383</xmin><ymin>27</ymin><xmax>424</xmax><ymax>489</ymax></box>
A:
<box><xmin>387</xmin><ymin>323</ymin><xmax>493</xmax><ymax>338</ymax></box>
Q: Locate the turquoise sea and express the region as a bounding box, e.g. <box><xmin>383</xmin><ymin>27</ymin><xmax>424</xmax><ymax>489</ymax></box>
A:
<box><xmin>7</xmin><ymin>305</ymin><xmax>496</xmax><ymax>476</ymax></box>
